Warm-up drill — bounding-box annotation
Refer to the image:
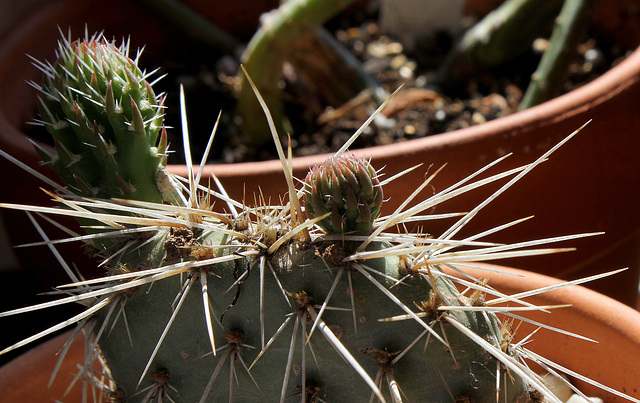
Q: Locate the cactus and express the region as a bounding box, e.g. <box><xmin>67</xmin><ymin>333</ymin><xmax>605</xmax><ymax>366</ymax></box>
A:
<box><xmin>0</xmin><ymin>32</ymin><xmax>638</xmax><ymax>403</ymax></box>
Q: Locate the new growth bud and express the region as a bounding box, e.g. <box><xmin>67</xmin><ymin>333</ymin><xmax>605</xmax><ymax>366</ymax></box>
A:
<box><xmin>303</xmin><ymin>153</ymin><xmax>383</xmax><ymax>235</ymax></box>
<box><xmin>37</xmin><ymin>32</ymin><xmax>166</xmax><ymax>203</ymax></box>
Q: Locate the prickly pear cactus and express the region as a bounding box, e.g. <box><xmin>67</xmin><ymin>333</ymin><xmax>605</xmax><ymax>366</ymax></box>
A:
<box><xmin>89</xmin><ymin>153</ymin><xmax>529</xmax><ymax>402</ymax></box>
<box><xmin>5</xmin><ymin>31</ymin><xmax>628</xmax><ymax>403</ymax></box>
<box><xmin>34</xmin><ymin>32</ymin><xmax>167</xmax><ymax>202</ymax></box>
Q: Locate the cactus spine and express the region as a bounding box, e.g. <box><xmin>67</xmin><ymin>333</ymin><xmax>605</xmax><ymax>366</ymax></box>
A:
<box><xmin>1</xmin><ymin>32</ymin><xmax>635</xmax><ymax>403</ymax></box>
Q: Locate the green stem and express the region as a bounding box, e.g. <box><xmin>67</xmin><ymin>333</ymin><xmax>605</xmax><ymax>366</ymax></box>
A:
<box><xmin>237</xmin><ymin>0</ymin><xmax>357</xmax><ymax>147</ymax></box>
<box><xmin>436</xmin><ymin>0</ymin><xmax>563</xmax><ymax>89</ymax></box>
<box><xmin>518</xmin><ymin>0</ymin><xmax>596</xmax><ymax>110</ymax></box>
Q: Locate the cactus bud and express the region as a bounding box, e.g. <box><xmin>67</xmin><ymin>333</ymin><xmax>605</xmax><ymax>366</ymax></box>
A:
<box><xmin>36</xmin><ymin>32</ymin><xmax>166</xmax><ymax>203</ymax></box>
<box><xmin>304</xmin><ymin>153</ymin><xmax>383</xmax><ymax>235</ymax></box>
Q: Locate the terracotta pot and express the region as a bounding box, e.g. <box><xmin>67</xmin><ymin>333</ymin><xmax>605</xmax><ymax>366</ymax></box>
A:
<box><xmin>0</xmin><ymin>331</ymin><xmax>86</xmax><ymax>402</ymax></box>
<box><xmin>0</xmin><ymin>0</ymin><xmax>639</xmax><ymax>309</ymax></box>
<box><xmin>1</xmin><ymin>265</ymin><xmax>638</xmax><ymax>401</ymax></box>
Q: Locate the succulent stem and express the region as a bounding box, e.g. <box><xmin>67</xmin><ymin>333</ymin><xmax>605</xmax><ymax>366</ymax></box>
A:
<box><xmin>36</xmin><ymin>32</ymin><xmax>166</xmax><ymax>203</ymax></box>
<box><xmin>519</xmin><ymin>0</ymin><xmax>597</xmax><ymax>110</ymax></box>
<box><xmin>237</xmin><ymin>0</ymin><xmax>358</xmax><ymax>146</ymax></box>
<box><xmin>436</xmin><ymin>0</ymin><xmax>563</xmax><ymax>89</ymax></box>
<box><xmin>303</xmin><ymin>153</ymin><xmax>383</xmax><ymax>236</ymax></box>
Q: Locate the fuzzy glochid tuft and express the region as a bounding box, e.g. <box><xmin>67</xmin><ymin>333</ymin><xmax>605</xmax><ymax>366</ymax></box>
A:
<box><xmin>303</xmin><ymin>153</ymin><xmax>383</xmax><ymax>235</ymax></box>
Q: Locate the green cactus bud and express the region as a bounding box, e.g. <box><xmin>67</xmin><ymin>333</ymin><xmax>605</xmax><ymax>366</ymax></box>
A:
<box><xmin>35</xmin><ymin>32</ymin><xmax>166</xmax><ymax>203</ymax></box>
<box><xmin>304</xmin><ymin>153</ymin><xmax>383</xmax><ymax>235</ymax></box>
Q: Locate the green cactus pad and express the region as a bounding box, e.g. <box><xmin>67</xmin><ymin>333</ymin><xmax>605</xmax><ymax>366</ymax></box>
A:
<box><xmin>95</xmin><ymin>232</ymin><xmax>528</xmax><ymax>402</ymax></box>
